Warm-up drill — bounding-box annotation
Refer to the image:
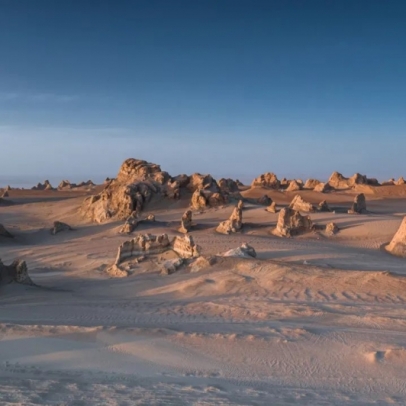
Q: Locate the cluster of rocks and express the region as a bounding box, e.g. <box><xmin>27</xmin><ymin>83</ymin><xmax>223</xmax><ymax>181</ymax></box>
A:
<box><xmin>32</xmin><ymin>180</ymin><xmax>54</xmax><ymax>190</ymax></box>
<box><xmin>0</xmin><ymin>259</ymin><xmax>32</xmax><ymax>286</ymax></box>
<box><xmin>58</xmin><ymin>180</ymin><xmax>95</xmax><ymax>190</ymax></box>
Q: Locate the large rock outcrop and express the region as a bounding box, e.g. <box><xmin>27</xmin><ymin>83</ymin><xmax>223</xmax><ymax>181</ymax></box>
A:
<box><xmin>251</xmin><ymin>173</ymin><xmax>280</xmax><ymax>189</ymax></box>
<box><xmin>190</xmin><ymin>189</ymin><xmax>226</xmax><ymax>210</ymax></box>
<box><xmin>289</xmin><ymin>195</ymin><xmax>316</xmax><ymax>212</ymax></box>
<box><xmin>314</xmin><ymin>182</ymin><xmax>332</xmax><ymax>193</ymax></box>
<box><xmin>32</xmin><ymin>180</ymin><xmax>54</xmax><ymax>191</ymax></box>
<box><xmin>273</xmin><ymin>208</ymin><xmax>314</xmax><ymax>237</ymax></box>
<box><xmin>395</xmin><ymin>177</ymin><xmax>406</xmax><ymax>186</ymax></box>
<box><xmin>81</xmin><ymin>158</ymin><xmax>175</xmax><ymax>223</ymax></box>
<box><xmin>318</xmin><ymin>200</ymin><xmax>331</xmax><ymax>212</ymax></box>
<box><xmin>216</xmin><ymin>206</ymin><xmax>243</xmax><ymax>235</ymax></box>
<box><xmin>348</xmin><ymin>193</ymin><xmax>367</xmax><ymax>214</ymax></box>
<box><xmin>179</xmin><ymin>209</ymin><xmax>193</xmax><ymax>233</ymax></box>
<box><xmin>386</xmin><ymin>217</ymin><xmax>406</xmax><ymax>257</ymax></box>
<box><xmin>286</xmin><ymin>180</ymin><xmax>302</xmax><ymax>192</ymax></box>
<box><xmin>304</xmin><ymin>179</ymin><xmax>321</xmax><ymax>189</ymax></box>
<box><xmin>328</xmin><ymin>172</ymin><xmax>368</xmax><ymax>189</ymax></box>
<box><xmin>217</xmin><ymin>178</ymin><xmax>239</xmax><ymax>193</ymax></box>
<box><xmin>0</xmin><ymin>259</ymin><xmax>33</xmax><ymax>285</ymax></box>
<box><xmin>0</xmin><ymin>224</ymin><xmax>13</xmax><ymax>238</ymax></box>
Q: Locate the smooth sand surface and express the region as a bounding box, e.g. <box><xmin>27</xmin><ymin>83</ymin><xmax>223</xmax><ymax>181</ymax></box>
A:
<box><xmin>1</xmin><ymin>186</ymin><xmax>406</xmax><ymax>405</ymax></box>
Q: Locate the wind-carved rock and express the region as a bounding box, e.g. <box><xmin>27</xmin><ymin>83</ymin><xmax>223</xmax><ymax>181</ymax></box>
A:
<box><xmin>0</xmin><ymin>259</ymin><xmax>33</xmax><ymax>285</ymax></box>
<box><xmin>386</xmin><ymin>217</ymin><xmax>406</xmax><ymax>257</ymax></box>
<box><xmin>257</xmin><ymin>195</ymin><xmax>272</xmax><ymax>206</ymax></box>
<box><xmin>251</xmin><ymin>173</ymin><xmax>280</xmax><ymax>189</ymax></box>
<box><xmin>179</xmin><ymin>209</ymin><xmax>193</xmax><ymax>233</ymax></box>
<box><xmin>0</xmin><ymin>224</ymin><xmax>13</xmax><ymax>239</ymax></box>
<box><xmin>217</xmin><ymin>178</ymin><xmax>239</xmax><ymax>193</ymax></box>
<box><xmin>304</xmin><ymin>179</ymin><xmax>321</xmax><ymax>189</ymax></box>
<box><xmin>172</xmin><ymin>234</ymin><xmax>201</xmax><ymax>258</ymax></box>
<box><xmin>32</xmin><ymin>180</ymin><xmax>54</xmax><ymax>191</ymax></box>
<box><xmin>395</xmin><ymin>177</ymin><xmax>406</xmax><ymax>186</ymax></box>
<box><xmin>273</xmin><ymin>208</ymin><xmax>314</xmax><ymax>237</ymax></box>
<box><xmin>81</xmin><ymin>158</ymin><xmax>174</xmax><ymax>223</ymax></box>
<box><xmin>237</xmin><ymin>200</ymin><xmax>244</xmax><ymax>210</ymax></box>
<box><xmin>318</xmin><ymin>200</ymin><xmax>331</xmax><ymax>212</ymax></box>
<box><xmin>314</xmin><ymin>182</ymin><xmax>332</xmax><ymax>193</ymax></box>
<box><xmin>216</xmin><ymin>206</ymin><xmax>243</xmax><ymax>235</ymax></box>
<box><xmin>51</xmin><ymin>221</ymin><xmax>72</xmax><ymax>235</ymax></box>
<box><xmin>266</xmin><ymin>201</ymin><xmax>277</xmax><ymax>213</ymax></box>
<box><xmin>190</xmin><ymin>189</ymin><xmax>226</xmax><ymax>210</ymax></box>
<box><xmin>221</xmin><ymin>243</ymin><xmax>257</xmax><ymax>258</ymax></box>
<box><xmin>325</xmin><ymin>222</ymin><xmax>339</xmax><ymax>235</ymax></box>
<box><xmin>348</xmin><ymin>194</ymin><xmax>367</xmax><ymax>214</ymax></box>
<box><xmin>58</xmin><ymin>180</ymin><xmax>95</xmax><ymax>190</ymax></box>
<box><xmin>328</xmin><ymin>172</ymin><xmax>368</xmax><ymax>189</ymax></box>
<box><xmin>1</xmin><ymin>190</ymin><xmax>9</xmax><ymax>198</ymax></box>
<box><xmin>120</xmin><ymin>213</ymin><xmax>156</xmax><ymax>234</ymax></box>
<box><xmin>289</xmin><ymin>195</ymin><xmax>316</xmax><ymax>212</ymax></box>
<box><xmin>286</xmin><ymin>180</ymin><xmax>302</xmax><ymax>192</ymax></box>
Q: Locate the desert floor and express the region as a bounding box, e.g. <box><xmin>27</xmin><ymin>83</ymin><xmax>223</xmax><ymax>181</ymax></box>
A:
<box><xmin>1</xmin><ymin>186</ymin><xmax>406</xmax><ymax>405</ymax></box>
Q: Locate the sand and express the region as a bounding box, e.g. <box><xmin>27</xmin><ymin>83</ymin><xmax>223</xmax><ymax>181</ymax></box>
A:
<box><xmin>1</xmin><ymin>186</ymin><xmax>406</xmax><ymax>405</ymax></box>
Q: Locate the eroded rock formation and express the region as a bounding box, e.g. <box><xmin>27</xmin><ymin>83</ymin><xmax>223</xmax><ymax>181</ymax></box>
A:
<box><xmin>216</xmin><ymin>206</ymin><xmax>243</xmax><ymax>235</ymax></box>
<box><xmin>32</xmin><ymin>180</ymin><xmax>54</xmax><ymax>191</ymax></box>
<box><xmin>318</xmin><ymin>200</ymin><xmax>331</xmax><ymax>212</ymax></box>
<box><xmin>257</xmin><ymin>195</ymin><xmax>272</xmax><ymax>206</ymax></box>
<box><xmin>395</xmin><ymin>177</ymin><xmax>406</xmax><ymax>186</ymax></box>
<box><xmin>0</xmin><ymin>259</ymin><xmax>32</xmax><ymax>285</ymax></box>
<box><xmin>217</xmin><ymin>178</ymin><xmax>239</xmax><ymax>193</ymax></box>
<box><xmin>386</xmin><ymin>217</ymin><xmax>406</xmax><ymax>257</ymax></box>
<box><xmin>289</xmin><ymin>195</ymin><xmax>316</xmax><ymax>212</ymax></box>
<box><xmin>179</xmin><ymin>209</ymin><xmax>193</xmax><ymax>233</ymax></box>
<box><xmin>266</xmin><ymin>201</ymin><xmax>277</xmax><ymax>213</ymax></box>
<box><xmin>51</xmin><ymin>221</ymin><xmax>72</xmax><ymax>235</ymax></box>
<box><xmin>348</xmin><ymin>193</ymin><xmax>367</xmax><ymax>214</ymax></box>
<box><xmin>172</xmin><ymin>234</ymin><xmax>201</xmax><ymax>258</ymax></box>
<box><xmin>190</xmin><ymin>189</ymin><xmax>226</xmax><ymax>210</ymax></box>
<box><xmin>273</xmin><ymin>208</ymin><xmax>314</xmax><ymax>237</ymax></box>
<box><xmin>221</xmin><ymin>243</ymin><xmax>257</xmax><ymax>258</ymax></box>
<box><xmin>0</xmin><ymin>224</ymin><xmax>13</xmax><ymax>238</ymax></box>
<box><xmin>326</xmin><ymin>222</ymin><xmax>339</xmax><ymax>235</ymax></box>
<box><xmin>286</xmin><ymin>180</ymin><xmax>302</xmax><ymax>192</ymax></box>
<box><xmin>304</xmin><ymin>179</ymin><xmax>321</xmax><ymax>189</ymax></box>
<box><xmin>314</xmin><ymin>182</ymin><xmax>332</xmax><ymax>193</ymax></box>
<box><xmin>251</xmin><ymin>173</ymin><xmax>280</xmax><ymax>189</ymax></box>
<box><xmin>328</xmin><ymin>172</ymin><xmax>368</xmax><ymax>189</ymax></box>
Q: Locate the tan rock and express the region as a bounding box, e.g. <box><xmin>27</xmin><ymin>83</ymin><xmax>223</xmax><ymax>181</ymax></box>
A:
<box><xmin>313</xmin><ymin>182</ymin><xmax>332</xmax><ymax>193</ymax></box>
<box><xmin>382</xmin><ymin>179</ymin><xmax>395</xmax><ymax>186</ymax></box>
<box><xmin>304</xmin><ymin>179</ymin><xmax>321</xmax><ymax>189</ymax></box>
<box><xmin>318</xmin><ymin>200</ymin><xmax>331</xmax><ymax>212</ymax></box>
<box><xmin>273</xmin><ymin>208</ymin><xmax>314</xmax><ymax>237</ymax></box>
<box><xmin>190</xmin><ymin>188</ymin><xmax>226</xmax><ymax>210</ymax></box>
<box><xmin>395</xmin><ymin>177</ymin><xmax>406</xmax><ymax>186</ymax></box>
<box><xmin>237</xmin><ymin>199</ymin><xmax>244</xmax><ymax>210</ymax></box>
<box><xmin>0</xmin><ymin>259</ymin><xmax>33</xmax><ymax>285</ymax></box>
<box><xmin>120</xmin><ymin>213</ymin><xmax>138</xmax><ymax>234</ymax></box>
<box><xmin>286</xmin><ymin>180</ymin><xmax>302</xmax><ymax>192</ymax></box>
<box><xmin>5</xmin><ymin>185</ymin><xmax>11</xmax><ymax>191</ymax></box>
<box><xmin>0</xmin><ymin>224</ymin><xmax>13</xmax><ymax>239</ymax></box>
<box><xmin>1</xmin><ymin>190</ymin><xmax>9</xmax><ymax>198</ymax></box>
<box><xmin>386</xmin><ymin>217</ymin><xmax>406</xmax><ymax>257</ymax></box>
<box><xmin>217</xmin><ymin>178</ymin><xmax>239</xmax><ymax>193</ymax></box>
<box><xmin>328</xmin><ymin>172</ymin><xmax>367</xmax><ymax>189</ymax></box>
<box><xmin>179</xmin><ymin>209</ymin><xmax>193</xmax><ymax>233</ymax></box>
<box><xmin>221</xmin><ymin>243</ymin><xmax>257</xmax><ymax>258</ymax></box>
<box><xmin>172</xmin><ymin>234</ymin><xmax>201</xmax><ymax>258</ymax></box>
<box><xmin>289</xmin><ymin>195</ymin><xmax>316</xmax><ymax>212</ymax></box>
<box><xmin>266</xmin><ymin>202</ymin><xmax>277</xmax><ymax>213</ymax></box>
<box><xmin>160</xmin><ymin>258</ymin><xmax>184</xmax><ymax>275</ymax></box>
<box><xmin>216</xmin><ymin>206</ymin><xmax>243</xmax><ymax>235</ymax></box>
<box><xmin>187</xmin><ymin>173</ymin><xmax>219</xmax><ymax>192</ymax></box>
<box><xmin>325</xmin><ymin>222</ymin><xmax>339</xmax><ymax>235</ymax></box>
<box><xmin>51</xmin><ymin>221</ymin><xmax>72</xmax><ymax>235</ymax></box>
<box><xmin>348</xmin><ymin>194</ymin><xmax>367</xmax><ymax>214</ymax></box>
<box><xmin>251</xmin><ymin>173</ymin><xmax>280</xmax><ymax>189</ymax></box>
<box><xmin>190</xmin><ymin>256</ymin><xmax>216</xmax><ymax>272</ymax></box>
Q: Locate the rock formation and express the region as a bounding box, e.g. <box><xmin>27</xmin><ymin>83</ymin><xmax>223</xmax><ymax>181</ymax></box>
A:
<box><xmin>318</xmin><ymin>200</ymin><xmax>331</xmax><ymax>212</ymax></box>
<box><xmin>304</xmin><ymin>179</ymin><xmax>321</xmax><ymax>189</ymax></box>
<box><xmin>251</xmin><ymin>173</ymin><xmax>280</xmax><ymax>189</ymax></box>
<box><xmin>216</xmin><ymin>206</ymin><xmax>243</xmax><ymax>234</ymax></box>
<box><xmin>32</xmin><ymin>180</ymin><xmax>54</xmax><ymax>190</ymax></box>
<box><xmin>286</xmin><ymin>180</ymin><xmax>302</xmax><ymax>192</ymax></box>
<box><xmin>386</xmin><ymin>217</ymin><xmax>406</xmax><ymax>257</ymax></box>
<box><xmin>314</xmin><ymin>182</ymin><xmax>332</xmax><ymax>193</ymax></box>
<box><xmin>382</xmin><ymin>179</ymin><xmax>395</xmax><ymax>186</ymax></box>
<box><xmin>217</xmin><ymin>178</ymin><xmax>239</xmax><ymax>193</ymax></box>
<box><xmin>273</xmin><ymin>208</ymin><xmax>314</xmax><ymax>237</ymax></box>
<box><xmin>266</xmin><ymin>201</ymin><xmax>277</xmax><ymax>213</ymax></box>
<box><xmin>51</xmin><ymin>221</ymin><xmax>72</xmax><ymax>235</ymax></box>
<box><xmin>5</xmin><ymin>185</ymin><xmax>11</xmax><ymax>191</ymax></box>
<box><xmin>58</xmin><ymin>180</ymin><xmax>95</xmax><ymax>190</ymax></box>
<box><xmin>257</xmin><ymin>195</ymin><xmax>272</xmax><ymax>206</ymax></box>
<box><xmin>395</xmin><ymin>177</ymin><xmax>406</xmax><ymax>186</ymax></box>
<box><xmin>190</xmin><ymin>255</ymin><xmax>217</xmax><ymax>273</ymax></box>
<box><xmin>236</xmin><ymin>179</ymin><xmax>244</xmax><ymax>187</ymax></box>
<box><xmin>179</xmin><ymin>209</ymin><xmax>193</xmax><ymax>233</ymax></box>
<box><xmin>0</xmin><ymin>224</ymin><xmax>13</xmax><ymax>238</ymax></box>
<box><xmin>160</xmin><ymin>258</ymin><xmax>184</xmax><ymax>275</ymax></box>
<box><xmin>237</xmin><ymin>199</ymin><xmax>244</xmax><ymax>210</ymax></box>
<box><xmin>190</xmin><ymin>188</ymin><xmax>226</xmax><ymax>210</ymax></box>
<box><xmin>328</xmin><ymin>172</ymin><xmax>368</xmax><ymax>189</ymax></box>
<box><xmin>2</xmin><ymin>190</ymin><xmax>9</xmax><ymax>198</ymax></box>
<box><xmin>289</xmin><ymin>195</ymin><xmax>316</xmax><ymax>212</ymax></box>
<box><xmin>172</xmin><ymin>234</ymin><xmax>201</xmax><ymax>258</ymax></box>
<box><xmin>221</xmin><ymin>243</ymin><xmax>257</xmax><ymax>258</ymax></box>
<box><xmin>0</xmin><ymin>259</ymin><xmax>33</xmax><ymax>285</ymax></box>
<box><xmin>348</xmin><ymin>193</ymin><xmax>367</xmax><ymax>214</ymax></box>
<box><xmin>187</xmin><ymin>173</ymin><xmax>218</xmax><ymax>192</ymax></box>
<box><xmin>120</xmin><ymin>213</ymin><xmax>156</xmax><ymax>234</ymax></box>
<box><xmin>325</xmin><ymin>222</ymin><xmax>339</xmax><ymax>235</ymax></box>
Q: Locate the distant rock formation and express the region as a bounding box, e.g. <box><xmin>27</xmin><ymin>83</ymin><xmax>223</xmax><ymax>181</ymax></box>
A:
<box><xmin>251</xmin><ymin>172</ymin><xmax>280</xmax><ymax>189</ymax></box>
<box><xmin>5</xmin><ymin>185</ymin><xmax>11</xmax><ymax>191</ymax></box>
<box><xmin>51</xmin><ymin>221</ymin><xmax>72</xmax><ymax>235</ymax></box>
<box><xmin>273</xmin><ymin>208</ymin><xmax>314</xmax><ymax>237</ymax></box>
<box><xmin>216</xmin><ymin>205</ymin><xmax>243</xmax><ymax>235</ymax></box>
<box><xmin>0</xmin><ymin>259</ymin><xmax>33</xmax><ymax>285</ymax></box>
<box><xmin>257</xmin><ymin>194</ymin><xmax>272</xmax><ymax>206</ymax></box>
<box><xmin>266</xmin><ymin>201</ymin><xmax>277</xmax><ymax>213</ymax></box>
<box><xmin>190</xmin><ymin>189</ymin><xmax>226</xmax><ymax>210</ymax></box>
<box><xmin>179</xmin><ymin>209</ymin><xmax>193</xmax><ymax>233</ymax></box>
<box><xmin>318</xmin><ymin>200</ymin><xmax>331</xmax><ymax>212</ymax></box>
<box><xmin>328</xmin><ymin>172</ymin><xmax>368</xmax><ymax>189</ymax></box>
<box><xmin>0</xmin><ymin>224</ymin><xmax>13</xmax><ymax>238</ymax></box>
<box><xmin>395</xmin><ymin>177</ymin><xmax>406</xmax><ymax>186</ymax></box>
<box><xmin>58</xmin><ymin>180</ymin><xmax>95</xmax><ymax>190</ymax></box>
<box><xmin>1</xmin><ymin>190</ymin><xmax>9</xmax><ymax>198</ymax></box>
<box><xmin>217</xmin><ymin>178</ymin><xmax>239</xmax><ymax>193</ymax></box>
<box><xmin>386</xmin><ymin>217</ymin><xmax>406</xmax><ymax>257</ymax></box>
<box><xmin>286</xmin><ymin>179</ymin><xmax>302</xmax><ymax>192</ymax></box>
<box><xmin>382</xmin><ymin>179</ymin><xmax>395</xmax><ymax>186</ymax></box>
<box><xmin>236</xmin><ymin>179</ymin><xmax>244</xmax><ymax>187</ymax></box>
<box><xmin>348</xmin><ymin>194</ymin><xmax>367</xmax><ymax>214</ymax></box>
<box><xmin>314</xmin><ymin>182</ymin><xmax>332</xmax><ymax>193</ymax></box>
<box><xmin>289</xmin><ymin>195</ymin><xmax>316</xmax><ymax>212</ymax></box>
<box><xmin>220</xmin><ymin>243</ymin><xmax>257</xmax><ymax>258</ymax></box>
<box><xmin>304</xmin><ymin>179</ymin><xmax>321</xmax><ymax>189</ymax></box>
<box><xmin>325</xmin><ymin>222</ymin><xmax>339</xmax><ymax>235</ymax></box>
<box><xmin>32</xmin><ymin>180</ymin><xmax>54</xmax><ymax>191</ymax></box>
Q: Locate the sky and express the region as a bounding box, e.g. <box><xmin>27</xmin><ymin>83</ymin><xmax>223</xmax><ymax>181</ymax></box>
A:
<box><xmin>1</xmin><ymin>0</ymin><xmax>406</xmax><ymax>185</ymax></box>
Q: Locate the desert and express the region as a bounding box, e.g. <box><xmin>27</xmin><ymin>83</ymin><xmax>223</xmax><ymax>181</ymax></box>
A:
<box><xmin>1</xmin><ymin>158</ymin><xmax>406</xmax><ymax>405</ymax></box>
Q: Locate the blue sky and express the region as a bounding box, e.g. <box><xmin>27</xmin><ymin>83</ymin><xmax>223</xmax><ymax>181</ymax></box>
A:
<box><xmin>1</xmin><ymin>0</ymin><xmax>405</xmax><ymax>184</ymax></box>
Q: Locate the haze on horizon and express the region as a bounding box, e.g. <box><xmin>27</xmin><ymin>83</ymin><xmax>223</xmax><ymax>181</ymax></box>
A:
<box><xmin>1</xmin><ymin>0</ymin><xmax>405</xmax><ymax>184</ymax></box>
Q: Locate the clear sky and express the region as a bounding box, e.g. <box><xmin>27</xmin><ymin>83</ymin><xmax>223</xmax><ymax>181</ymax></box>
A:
<box><xmin>1</xmin><ymin>0</ymin><xmax>405</xmax><ymax>185</ymax></box>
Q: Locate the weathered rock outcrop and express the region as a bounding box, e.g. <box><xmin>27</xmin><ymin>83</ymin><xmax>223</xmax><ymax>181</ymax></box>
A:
<box><xmin>318</xmin><ymin>200</ymin><xmax>331</xmax><ymax>212</ymax></box>
<box><xmin>0</xmin><ymin>259</ymin><xmax>33</xmax><ymax>285</ymax></box>
<box><xmin>32</xmin><ymin>180</ymin><xmax>54</xmax><ymax>191</ymax></box>
<box><xmin>216</xmin><ymin>206</ymin><xmax>243</xmax><ymax>235</ymax></box>
<box><xmin>217</xmin><ymin>178</ymin><xmax>239</xmax><ymax>193</ymax></box>
<box><xmin>2</xmin><ymin>190</ymin><xmax>9</xmax><ymax>198</ymax></box>
<box><xmin>382</xmin><ymin>179</ymin><xmax>395</xmax><ymax>186</ymax></box>
<box><xmin>0</xmin><ymin>224</ymin><xmax>13</xmax><ymax>238</ymax></box>
<box><xmin>221</xmin><ymin>243</ymin><xmax>257</xmax><ymax>258</ymax></box>
<box><xmin>386</xmin><ymin>217</ymin><xmax>406</xmax><ymax>257</ymax></box>
<box><xmin>251</xmin><ymin>173</ymin><xmax>280</xmax><ymax>189</ymax></box>
<box><xmin>273</xmin><ymin>208</ymin><xmax>314</xmax><ymax>237</ymax></box>
<box><xmin>179</xmin><ymin>210</ymin><xmax>193</xmax><ymax>233</ymax></box>
<box><xmin>190</xmin><ymin>188</ymin><xmax>226</xmax><ymax>210</ymax></box>
<box><xmin>266</xmin><ymin>201</ymin><xmax>277</xmax><ymax>213</ymax></box>
<box><xmin>325</xmin><ymin>222</ymin><xmax>339</xmax><ymax>235</ymax></box>
<box><xmin>257</xmin><ymin>195</ymin><xmax>272</xmax><ymax>206</ymax></box>
<box><xmin>58</xmin><ymin>180</ymin><xmax>95</xmax><ymax>190</ymax></box>
<box><xmin>314</xmin><ymin>182</ymin><xmax>332</xmax><ymax>193</ymax></box>
<box><xmin>51</xmin><ymin>221</ymin><xmax>72</xmax><ymax>235</ymax></box>
<box><xmin>304</xmin><ymin>179</ymin><xmax>321</xmax><ymax>189</ymax></box>
<box><xmin>348</xmin><ymin>194</ymin><xmax>367</xmax><ymax>214</ymax></box>
<box><xmin>119</xmin><ymin>213</ymin><xmax>156</xmax><ymax>234</ymax></box>
<box><xmin>395</xmin><ymin>177</ymin><xmax>406</xmax><ymax>186</ymax></box>
<box><xmin>81</xmin><ymin>158</ymin><xmax>174</xmax><ymax>223</ymax></box>
<box><xmin>172</xmin><ymin>235</ymin><xmax>201</xmax><ymax>258</ymax></box>
<box><xmin>289</xmin><ymin>195</ymin><xmax>316</xmax><ymax>212</ymax></box>
<box><xmin>187</xmin><ymin>173</ymin><xmax>218</xmax><ymax>192</ymax></box>
<box><xmin>286</xmin><ymin>180</ymin><xmax>302</xmax><ymax>192</ymax></box>
<box><xmin>328</xmin><ymin>172</ymin><xmax>368</xmax><ymax>189</ymax></box>
<box><xmin>189</xmin><ymin>255</ymin><xmax>217</xmax><ymax>273</ymax></box>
